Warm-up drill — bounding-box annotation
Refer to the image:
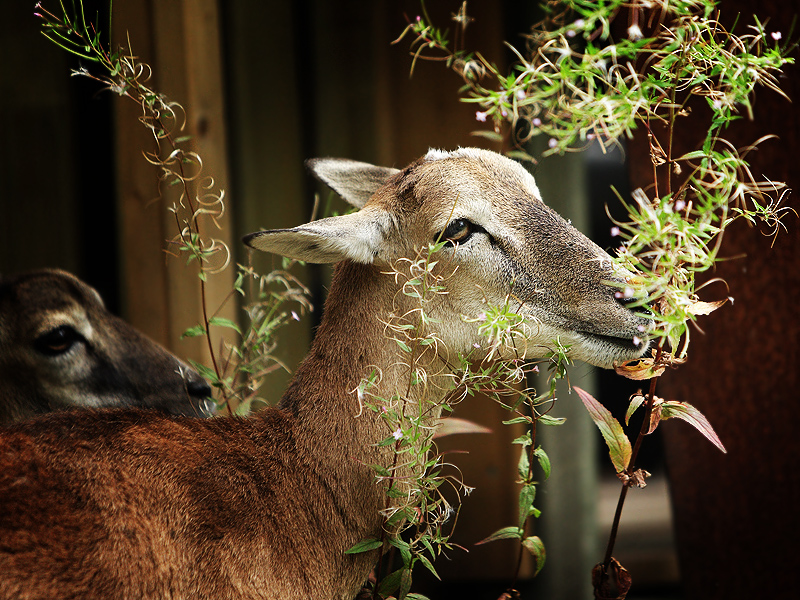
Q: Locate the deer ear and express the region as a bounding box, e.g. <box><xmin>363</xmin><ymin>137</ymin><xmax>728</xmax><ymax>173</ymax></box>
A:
<box><xmin>306</xmin><ymin>158</ymin><xmax>400</xmax><ymax>209</ymax></box>
<box><xmin>243</xmin><ymin>209</ymin><xmax>392</xmax><ymax>264</ymax></box>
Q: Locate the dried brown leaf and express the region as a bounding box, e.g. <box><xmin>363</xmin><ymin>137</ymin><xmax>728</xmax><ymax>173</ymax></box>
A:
<box><xmin>686</xmin><ymin>298</ymin><xmax>728</xmax><ymax>316</ymax></box>
<box><xmin>432</xmin><ymin>417</ymin><xmax>492</xmax><ymax>439</ymax></box>
<box><xmin>614</xmin><ymin>358</ymin><xmax>666</xmax><ymax>380</ymax></box>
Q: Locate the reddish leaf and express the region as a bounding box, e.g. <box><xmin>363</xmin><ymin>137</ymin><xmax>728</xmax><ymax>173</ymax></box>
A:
<box><xmin>575</xmin><ymin>387</ymin><xmax>632</xmax><ymax>473</ymax></box>
<box><xmin>522</xmin><ymin>535</ymin><xmax>546</xmax><ymax>576</ymax></box>
<box><xmin>660</xmin><ymin>401</ymin><xmax>727</xmax><ymax>453</ymax></box>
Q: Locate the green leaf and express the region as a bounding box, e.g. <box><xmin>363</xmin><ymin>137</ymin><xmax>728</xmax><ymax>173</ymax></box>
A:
<box><xmin>416</xmin><ymin>553</ymin><xmax>441</xmax><ymax>580</ymax></box>
<box><xmin>181</xmin><ymin>324</ymin><xmax>207</xmax><ymax>338</ymax></box>
<box><xmin>388</xmin><ymin>537</ymin><xmax>412</xmax><ymax>567</ymax></box>
<box><xmin>625</xmin><ymin>394</ymin><xmax>646</xmax><ymax>425</ymax></box>
<box><xmin>399</xmin><ymin>567</ymin><xmax>413</xmax><ymax>599</ymax></box>
<box><xmin>518</xmin><ymin>484</ymin><xmax>536</xmax><ymax>530</ymax></box>
<box><xmin>537</xmin><ymin>414</ymin><xmax>566</xmax><ymax>426</ymax></box>
<box><xmin>188</xmin><ymin>360</ymin><xmax>218</xmax><ymax>383</ymax></box>
<box><xmin>208</xmin><ymin>316</ymin><xmax>242</xmax><ymax>334</ymax></box>
<box><xmin>344</xmin><ymin>538</ymin><xmax>383</xmax><ymax>554</ymax></box>
<box><xmin>517</xmin><ymin>446</ymin><xmax>530</xmax><ymax>480</ymax></box>
<box><xmin>534</xmin><ymin>446</ymin><xmax>551</xmax><ymax>480</ymax></box>
<box><xmin>377</xmin><ymin>568</ymin><xmax>403</xmax><ymax>596</ymax></box>
<box><xmin>522</xmin><ymin>535</ymin><xmax>546</xmax><ymax>576</ymax></box>
<box><xmin>660</xmin><ymin>401</ymin><xmax>726</xmax><ymax>453</ymax></box>
<box><xmin>575</xmin><ymin>386</ymin><xmax>632</xmax><ymax>473</ymax></box>
<box><xmin>475</xmin><ymin>526</ymin><xmax>523</xmax><ymax>545</ymax></box>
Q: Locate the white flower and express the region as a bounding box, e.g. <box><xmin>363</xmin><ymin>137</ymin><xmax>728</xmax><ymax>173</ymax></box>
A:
<box><xmin>475</xmin><ymin>111</ymin><xmax>488</xmax><ymax>122</ymax></box>
<box><xmin>392</xmin><ymin>428</ymin><xmax>403</xmax><ymax>441</ymax></box>
<box><xmin>516</xmin><ymin>89</ymin><xmax>526</xmax><ymax>100</ymax></box>
<box><xmin>610</xmin><ymin>226</ymin><xmax>621</xmax><ymax>237</ymax></box>
<box><xmin>548</xmin><ymin>138</ymin><xmax>558</xmax><ymax>149</ymax></box>
<box><xmin>771</xmin><ymin>31</ymin><xmax>782</xmax><ymax>41</ymax></box>
<box><xmin>532</xmin><ymin>117</ymin><xmax>542</xmax><ymax>127</ymax></box>
<box><xmin>628</xmin><ymin>24</ymin><xmax>643</xmax><ymax>41</ymax></box>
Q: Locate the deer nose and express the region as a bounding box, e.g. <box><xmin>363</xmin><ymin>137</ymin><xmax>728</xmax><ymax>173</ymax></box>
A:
<box><xmin>187</xmin><ymin>377</ymin><xmax>212</xmax><ymax>399</ymax></box>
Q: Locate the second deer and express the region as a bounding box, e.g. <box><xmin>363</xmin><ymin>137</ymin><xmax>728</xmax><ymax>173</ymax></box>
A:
<box><xmin>0</xmin><ymin>149</ymin><xmax>650</xmax><ymax>599</ymax></box>
<box><xmin>0</xmin><ymin>269</ymin><xmax>213</xmax><ymax>424</ymax></box>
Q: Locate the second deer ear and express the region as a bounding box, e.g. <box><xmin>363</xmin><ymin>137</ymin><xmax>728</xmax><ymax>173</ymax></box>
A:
<box><xmin>243</xmin><ymin>209</ymin><xmax>392</xmax><ymax>264</ymax></box>
<box><xmin>307</xmin><ymin>158</ymin><xmax>400</xmax><ymax>209</ymax></box>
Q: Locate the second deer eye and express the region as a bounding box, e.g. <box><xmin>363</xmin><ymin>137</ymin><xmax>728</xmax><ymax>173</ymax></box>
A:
<box><xmin>34</xmin><ymin>326</ymin><xmax>83</xmax><ymax>357</ymax></box>
<box><xmin>439</xmin><ymin>219</ymin><xmax>473</xmax><ymax>245</ymax></box>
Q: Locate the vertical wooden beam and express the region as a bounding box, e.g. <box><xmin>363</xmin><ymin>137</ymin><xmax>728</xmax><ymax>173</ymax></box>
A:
<box><xmin>112</xmin><ymin>0</ymin><xmax>235</xmax><ymax>365</ymax></box>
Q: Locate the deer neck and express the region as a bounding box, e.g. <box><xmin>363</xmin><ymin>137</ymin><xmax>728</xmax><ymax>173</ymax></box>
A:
<box><xmin>278</xmin><ymin>260</ymin><xmax>452</xmax><ymax>472</ymax></box>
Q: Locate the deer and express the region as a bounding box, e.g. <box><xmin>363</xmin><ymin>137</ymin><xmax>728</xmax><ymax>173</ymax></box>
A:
<box><xmin>0</xmin><ymin>148</ymin><xmax>650</xmax><ymax>600</ymax></box>
<box><xmin>0</xmin><ymin>269</ymin><xmax>213</xmax><ymax>424</ymax></box>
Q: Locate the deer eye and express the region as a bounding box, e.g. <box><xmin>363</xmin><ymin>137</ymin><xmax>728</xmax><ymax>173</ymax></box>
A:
<box><xmin>438</xmin><ymin>219</ymin><xmax>474</xmax><ymax>245</ymax></box>
<box><xmin>34</xmin><ymin>325</ymin><xmax>84</xmax><ymax>357</ymax></box>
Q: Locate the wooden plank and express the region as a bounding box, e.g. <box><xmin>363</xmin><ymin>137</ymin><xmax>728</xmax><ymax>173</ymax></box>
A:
<box><xmin>112</xmin><ymin>0</ymin><xmax>236</xmax><ymax>368</ymax></box>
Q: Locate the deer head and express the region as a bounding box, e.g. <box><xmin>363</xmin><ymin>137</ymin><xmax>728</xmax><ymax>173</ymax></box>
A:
<box><xmin>0</xmin><ymin>269</ymin><xmax>213</xmax><ymax>423</ymax></box>
<box><xmin>245</xmin><ymin>147</ymin><xmax>649</xmax><ymax>370</ymax></box>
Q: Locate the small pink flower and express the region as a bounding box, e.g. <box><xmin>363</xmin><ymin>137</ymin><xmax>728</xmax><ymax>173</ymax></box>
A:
<box><xmin>771</xmin><ymin>31</ymin><xmax>782</xmax><ymax>41</ymax></box>
<box><xmin>633</xmin><ymin>335</ymin><xmax>642</xmax><ymax>347</ymax></box>
<box><xmin>532</xmin><ymin>117</ymin><xmax>542</xmax><ymax>127</ymax></box>
<box><xmin>291</xmin><ymin>311</ymin><xmax>300</xmax><ymax>321</ymax></box>
<box><xmin>516</xmin><ymin>89</ymin><xmax>526</xmax><ymax>100</ymax></box>
<box><xmin>392</xmin><ymin>428</ymin><xmax>403</xmax><ymax>441</ymax></box>
<box><xmin>610</xmin><ymin>226</ymin><xmax>621</xmax><ymax>237</ymax></box>
<box><xmin>475</xmin><ymin>111</ymin><xmax>488</xmax><ymax>122</ymax></box>
<box><xmin>548</xmin><ymin>138</ymin><xmax>558</xmax><ymax>149</ymax></box>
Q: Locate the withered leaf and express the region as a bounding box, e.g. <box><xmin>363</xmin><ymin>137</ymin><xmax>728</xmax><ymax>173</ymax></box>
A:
<box><xmin>686</xmin><ymin>297</ymin><xmax>728</xmax><ymax>316</ymax></box>
<box><xmin>432</xmin><ymin>417</ymin><xmax>492</xmax><ymax>439</ymax></box>
<box><xmin>614</xmin><ymin>358</ymin><xmax>666</xmax><ymax>380</ymax></box>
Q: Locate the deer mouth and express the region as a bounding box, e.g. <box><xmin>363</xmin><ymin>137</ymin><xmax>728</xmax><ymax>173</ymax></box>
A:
<box><xmin>578</xmin><ymin>330</ymin><xmax>650</xmax><ymax>356</ymax></box>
